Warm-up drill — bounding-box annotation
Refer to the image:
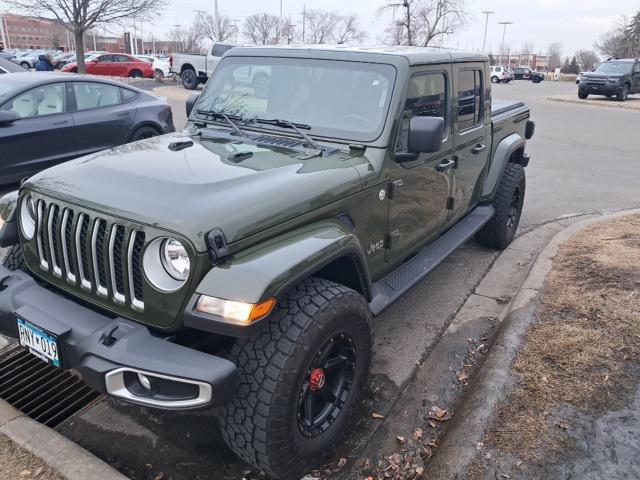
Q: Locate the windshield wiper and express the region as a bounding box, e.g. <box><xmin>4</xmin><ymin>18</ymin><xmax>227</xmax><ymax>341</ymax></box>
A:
<box><xmin>253</xmin><ymin>118</ymin><xmax>322</xmax><ymax>151</ymax></box>
<box><xmin>195</xmin><ymin>109</ymin><xmax>245</xmax><ymax>136</ymax></box>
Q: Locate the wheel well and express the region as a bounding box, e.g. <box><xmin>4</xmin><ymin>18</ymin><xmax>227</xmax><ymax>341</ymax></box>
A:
<box><xmin>130</xmin><ymin>123</ymin><xmax>161</xmax><ymax>140</ymax></box>
<box><xmin>311</xmin><ymin>255</ymin><xmax>370</xmax><ymax>301</ymax></box>
<box><xmin>180</xmin><ymin>64</ymin><xmax>195</xmax><ymax>74</ymax></box>
<box><xmin>508</xmin><ymin>146</ymin><xmax>525</xmax><ymax>164</ymax></box>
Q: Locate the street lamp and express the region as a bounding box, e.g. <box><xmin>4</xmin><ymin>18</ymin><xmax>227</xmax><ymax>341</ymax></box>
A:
<box><xmin>497</xmin><ymin>21</ymin><xmax>513</xmax><ymax>66</ymax></box>
<box><xmin>481</xmin><ymin>11</ymin><xmax>493</xmax><ymax>53</ymax></box>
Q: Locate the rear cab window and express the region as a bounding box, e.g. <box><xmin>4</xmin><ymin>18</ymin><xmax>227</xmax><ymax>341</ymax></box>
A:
<box><xmin>456</xmin><ymin>69</ymin><xmax>483</xmax><ymax>131</ymax></box>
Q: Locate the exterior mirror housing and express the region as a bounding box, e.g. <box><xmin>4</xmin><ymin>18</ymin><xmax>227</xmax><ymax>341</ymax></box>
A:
<box><xmin>186</xmin><ymin>93</ymin><xmax>200</xmax><ymax>117</ymax></box>
<box><xmin>0</xmin><ymin>111</ymin><xmax>20</xmax><ymax>126</ymax></box>
<box><xmin>408</xmin><ymin>116</ymin><xmax>445</xmax><ymax>154</ymax></box>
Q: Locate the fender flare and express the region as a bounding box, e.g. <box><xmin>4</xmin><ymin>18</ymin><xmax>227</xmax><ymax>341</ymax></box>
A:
<box><xmin>482</xmin><ymin>133</ymin><xmax>525</xmax><ymax>198</ymax></box>
<box><xmin>194</xmin><ymin>221</ymin><xmax>371</xmax><ymax>305</ymax></box>
<box><xmin>0</xmin><ymin>190</ymin><xmax>19</xmax><ymax>248</ymax></box>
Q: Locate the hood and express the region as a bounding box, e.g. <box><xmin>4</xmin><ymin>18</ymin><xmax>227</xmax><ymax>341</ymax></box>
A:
<box><xmin>25</xmin><ymin>131</ymin><xmax>368</xmax><ymax>252</ymax></box>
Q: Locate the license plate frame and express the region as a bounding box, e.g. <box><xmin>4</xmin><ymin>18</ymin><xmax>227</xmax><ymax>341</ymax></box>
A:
<box><xmin>16</xmin><ymin>317</ymin><xmax>61</xmax><ymax>368</ymax></box>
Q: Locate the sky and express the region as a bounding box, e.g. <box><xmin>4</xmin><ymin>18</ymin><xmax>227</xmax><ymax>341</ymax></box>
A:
<box><xmin>141</xmin><ymin>0</ymin><xmax>638</xmax><ymax>58</ymax></box>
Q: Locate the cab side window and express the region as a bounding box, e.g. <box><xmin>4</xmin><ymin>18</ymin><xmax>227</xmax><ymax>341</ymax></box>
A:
<box><xmin>1</xmin><ymin>83</ymin><xmax>66</xmax><ymax>118</ymax></box>
<box><xmin>397</xmin><ymin>72</ymin><xmax>447</xmax><ymax>152</ymax></box>
<box><xmin>211</xmin><ymin>44</ymin><xmax>234</xmax><ymax>57</ymax></box>
<box><xmin>457</xmin><ymin>69</ymin><xmax>483</xmax><ymax>131</ymax></box>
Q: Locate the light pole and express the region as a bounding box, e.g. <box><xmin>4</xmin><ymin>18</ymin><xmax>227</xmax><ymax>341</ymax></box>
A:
<box><xmin>481</xmin><ymin>11</ymin><xmax>493</xmax><ymax>53</ymax></box>
<box><xmin>497</xmin><ymin>21</ymin><xmax>513</xmax><ymax>66</ymax></box>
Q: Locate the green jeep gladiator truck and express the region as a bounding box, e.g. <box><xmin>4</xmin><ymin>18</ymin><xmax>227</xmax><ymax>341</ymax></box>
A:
<box><xmin>0</xmin><ymin>45</ymin><xmax>534</xmax><ymax>479</ymax></box>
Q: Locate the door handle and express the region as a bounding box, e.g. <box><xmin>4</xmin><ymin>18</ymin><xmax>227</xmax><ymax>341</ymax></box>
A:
<box><xmin>471</xmin><ymin>144</ymin><xmax>486</xmax><ymax>154</ymax></box>
<box><xmin>436</xmin><ymin>159</ymin><xmax>456</xmax><ymax>172</ymax></box>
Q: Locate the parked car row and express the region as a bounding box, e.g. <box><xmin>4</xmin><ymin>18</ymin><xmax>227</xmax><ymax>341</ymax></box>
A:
<box><xmin>0</xmin><ymin>72</ymin><xmax>175</xmax><ymax>185</ymax></box>
<box><xmin>490</xmin><ymin>65</ymin><xmax>545</xmax><ymax>84</ymax></box>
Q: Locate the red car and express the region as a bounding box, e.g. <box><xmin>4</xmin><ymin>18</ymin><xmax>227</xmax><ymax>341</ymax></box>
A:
<box><xmin>62</xmin><ymin>53</ymin><xmax>154</xmax><ymax>78</ymax></box>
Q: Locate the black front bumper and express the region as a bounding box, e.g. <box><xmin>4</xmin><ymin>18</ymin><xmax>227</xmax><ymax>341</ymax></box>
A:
<box><xmin>0</xmin><ymin>265</ymin><xmax>237</xmax><ymax>410</ymax></box>
<box><xmin>579</xmin><ymin>83</ymin><xmax>622</xmax><ymax>95</ymax></box>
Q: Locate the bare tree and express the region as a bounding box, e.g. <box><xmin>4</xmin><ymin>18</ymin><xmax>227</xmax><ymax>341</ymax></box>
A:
<box><xmin>195</xmin><ymin>12</ymin><xmax>236</xmax><ymax>42</ymax></box>
<box><xmin>546</xmin><ymin>42</ymin><xmax>563</xmax><ymax>69</ymax></box>
<box><xmin>305</xmin><ymin>9</ymin><xmax>341</xmax><ymax>44</ymax></box>
<box><xmin>243</xmin><ymin>13</ymin><xmax>285</xmax><ymax>45</ymax></box>
<box><xmin>596</xmin><ymin>11</ymin><xmax>640</xmax><ymax>58</ymax></box>
<box><xmin>7</xmin><ymin>0</ymin><xmax>166</xmax><ymax>73</ymax></box>
<box><xmin>168</xmin><ymin>23</ymin><xmax>202</xmax><ymax>54</ymax></box>
<box><xmin>575</xmin><ymin>49</ymin><xmax>599</xmax><ymax>71</ymax></box>
<box><xmin>380</xmin><ymin>0</ymin><xmax>467</xmax><ymax>46</ymax></box>
<box><xmin>333</xmin><ymin>13</ymin><xmax>367</xmax><ymax>44</ymax></box>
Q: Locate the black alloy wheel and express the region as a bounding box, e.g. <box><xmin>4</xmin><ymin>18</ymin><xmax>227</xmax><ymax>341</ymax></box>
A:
<box><xmin>297</xmin><ymin>332</ymin><xmax>357</xmax><ymax>438</ymax></box>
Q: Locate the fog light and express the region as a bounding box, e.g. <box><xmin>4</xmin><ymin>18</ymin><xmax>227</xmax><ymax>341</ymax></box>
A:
<box><xmin>137</xmin><ymin>372</ymin><xmax>152</xmax><ymax>390</ymax></box>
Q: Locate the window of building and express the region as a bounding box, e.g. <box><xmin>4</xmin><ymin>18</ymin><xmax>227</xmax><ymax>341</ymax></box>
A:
<box><xmin>457</xmin><ymin>69</ymin><xmax>483</xmax><ymax>131</ymax></box>
<box><xmin>397</xmin><ymin>72</ymin><xmax>447</xmax><ymax>152</ymax></box>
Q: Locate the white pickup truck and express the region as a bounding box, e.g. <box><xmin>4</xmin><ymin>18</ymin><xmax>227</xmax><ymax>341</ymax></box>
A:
<box><xmin>170</xmin><ymin>42</ymin><xmax>235</xmax><ymax>89</ymax></box>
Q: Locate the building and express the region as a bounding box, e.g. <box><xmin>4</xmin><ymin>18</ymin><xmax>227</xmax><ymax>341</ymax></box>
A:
<box><xmin>0</xmin><ymin>13</ymin><xmax>70</xmax><ymax>50</ymax></box>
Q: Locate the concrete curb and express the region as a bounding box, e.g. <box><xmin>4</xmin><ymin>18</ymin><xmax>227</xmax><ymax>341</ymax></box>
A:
<box><xmin>427</xmin><ymin>208</ymin><xmax>640</xmax><ymax>478</ymax></box>
<box><xmin>545</xmin><ymin>95</ymin><xmax>640</xmax><ymax>111</ymax></box>
<box><xmin>0</xmin><ymin>399</ymin><xmax>128</xmax><ymax>480</ymax></box>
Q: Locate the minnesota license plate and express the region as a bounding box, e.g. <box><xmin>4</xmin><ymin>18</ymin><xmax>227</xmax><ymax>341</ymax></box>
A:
<box><xmin>16</xmin><ymin>318</ymin><xmax>61</xmax><ymax>368</ymax></box>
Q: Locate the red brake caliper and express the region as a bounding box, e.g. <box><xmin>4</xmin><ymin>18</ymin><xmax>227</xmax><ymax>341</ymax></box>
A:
<box><xmin>309</xmin><ymin>368</ymin><xmax>326</xmax><ymax>391</ymax></box>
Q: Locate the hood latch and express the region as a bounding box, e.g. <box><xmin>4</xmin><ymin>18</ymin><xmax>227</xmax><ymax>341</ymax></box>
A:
<box><xmin>206</xmin><ymin>228</ymin><xmax>230</xmax><ymax>264</ymax></box>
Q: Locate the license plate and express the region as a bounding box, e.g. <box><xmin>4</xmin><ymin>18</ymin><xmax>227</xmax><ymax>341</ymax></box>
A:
<box><xmin>16</xmin><ymin>318</ymin><xmax>61</xmax><ymax>368</ymax></box>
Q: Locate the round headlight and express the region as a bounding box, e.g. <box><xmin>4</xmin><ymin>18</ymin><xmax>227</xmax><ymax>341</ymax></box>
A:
<box><xmin>20</xmin><ymin>195</ymin><xmax>36</xmax><ymax>240</ymax></box>
<box><xmin>160</xmin><ymin>238</ymin><xmax>190</xmax><ymax>280</ymax></box>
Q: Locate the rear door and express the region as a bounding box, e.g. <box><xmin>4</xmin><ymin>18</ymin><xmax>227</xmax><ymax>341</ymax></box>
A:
<box><xmin>385</xmin><ymin>65</ymin><xmax>453</xmax><ymax>263</ymax></box>
<box><xmin>71</xmin><ymin>81</ymin><xmax>136</xmax><ymax>155</ymax></box>
<box><xmin>449</xmin><ymin>63</ymin><xmax>491</xmax><ymax>224</ymax></box>
<box><xmin>0</xmin><ymin>82</ymin><xmax>75</xmax><ymax>182</ymax></box>
<box><xmin>111</xmin><ymin>55</ymin><xmax>132</xmax><ymax>77</ymax></box>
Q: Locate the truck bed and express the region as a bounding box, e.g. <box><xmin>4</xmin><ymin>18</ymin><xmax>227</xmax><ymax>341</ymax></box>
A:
<box><xmin>490</xmin><ymin>98</ymin><xmax>530</xmax><ymax>162</ymax></box>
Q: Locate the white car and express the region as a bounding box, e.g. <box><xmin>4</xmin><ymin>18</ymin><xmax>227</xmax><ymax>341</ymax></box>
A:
<box><xmin>490</xmin><ymin>65</ymin><xmax>512</xmax><ymax>84</ymax></box>
<box><xmin>170</xmin><ymin>42</ymin><xmax>236</xmax><ymax>89</ymax></box>
<box><xmin>136</xmin><ymin>55</ymin><xmax>171</xmax><ymax>79</ymax></box>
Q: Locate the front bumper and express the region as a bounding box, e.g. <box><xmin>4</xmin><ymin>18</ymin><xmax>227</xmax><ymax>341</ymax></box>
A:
<box><xmin>580</xmin><ymin>83</ymin><xmax>622</xmax><ymax>94</ymax></box>
<box><xmin>0</xmin><ymin>265</ymin><xmax>237</xmax><ymax>410</ymax></box>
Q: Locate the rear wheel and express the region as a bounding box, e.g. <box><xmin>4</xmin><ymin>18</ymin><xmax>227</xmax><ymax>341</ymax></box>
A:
<box><xmin>217</xmin><ymin>278</ymin><xmax>373</xmax><ymax>479</ymax></box>
<box><xmin>154</xmin><ymin>69</ymin><xmax>164</xmax><ymax>79</ymax></box>
<box><xmin>20</xmin><ymin>62</ymin><xmax>30</xmax><ymax>69</ymax></box>
<box><xmin>129</xmin><ymin>69</ymin><xmax>143</xmax><ymax>78</ymax></box>
<box><xmin>181</xmin><ymin>68</ymin><xmax>198</xmax><ymax>90</ymax></box>
<box><xmin>475</xmin><ymin>163</ymin><xmax>526</xmax><ymax>249</ymax></box>
<box><xmin>2</xmin><ymin>244</ymin><xmax>25</xmax><ymax>271</ymax></box>
<box><xmin>617</xmin><ymin>84</ymin><xmax>629</xmax><ymax>102</ymax></box>
<box><xmin>130</xmin><ymin>126</ymin><xmax>159</xmax><ymax>141</ymax></box>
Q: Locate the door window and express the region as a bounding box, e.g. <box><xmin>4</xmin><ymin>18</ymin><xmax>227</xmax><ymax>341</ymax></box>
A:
<box><xmin>112</xmin><ymin>55</ymin><xmax>131</xmax><ymax>63</ymax></box>
<box><xmin>73</xmin><ymin>82</ymin><xmax>122</xmax><ymax>110</ymax></box>
<box><xmin>211</xmin><ymin>44</ymin><xmax>234</xmax><ymax>57</ymax></box>
<box><xmin>1</xmin><ymin>83</ymin><xmax>66</xmax><ymax>118</ymax></box>
<box><xmin>457</xmin><ymin>69</ymin><xmax>483</xmax><ymax>131</ymax></box>
<box><xmin>397</xmin><ymin>72</ymin><xmax>447</xmax><ymax>152</ymax></box>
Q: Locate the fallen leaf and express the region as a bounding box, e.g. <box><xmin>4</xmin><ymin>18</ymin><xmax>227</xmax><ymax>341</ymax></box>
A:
<box><xmin>337</xmin><ymin>458</ymin><xmax>347</xmax><ymax>469</ymax></box>
<box><xmin>33</xmin><ymin>467</ymin><xmax>43</xmax><ymax>477</ymax></box>
<box><xmin>413</xmin><ymin>427</ymin><xmax>423</xmax><ymax>441</ymax></box>
<box><xmin>496</xmin><ymin>296</ymin><xmax>510</xmax><ymax>304</ymax></box>
<box><xmin>428</xmin><ymin>406</ymin><xmax>452</xmax><ymax>421</ymax></box>
<box><xmin>604</xmin><ymin>374</ymin><xmax>610</xmax><ymax>383</ymax></box>
<box><xmin>427</xmin><ymin>421</ymin><xmax>438</xmax><ymax>428</ymax></box>
<box><xmin>477</xmin><ymin>442</ymin><xmax>484</xmax><ymax>450</ymax></box>
<box><xmin>396</xmin><ymin>436</ymin><xmax>406</xmax><ymax>444</ymax></box>
<box><xmin>388</xmin><ymin>453</ymin><xmax>402</xmax><ymax>466</ymax></box>
<box><xmin>19</xmin><ymin>471</ymin><xmax>31</xmax><ymax>477</ymax></box>
<box><xmin>541</xmin><ymin>375</ymin><xmax>548</xmax><ymax>382</ymax></box>
<box><xmin>427</xmin><ymin>440</ymin><xmax>438</xmax><ymax>448</ymax></box>
<box><xmin>372</xmin><ymin>412</ymin><xmax>385</xmax><ymax>419</ymax></box>
<box><xmin>499</xmin><ymin>474</ymin><xmax>510</xmax><ymax>479</ymax></box>
<box><xmin>516</xmin><ymin>460</ymin><xmax>523</xmax><ymax>468</ymax></box>
<box><xmin>153</xmin><ymin>473</ymin><xmax>164</xmax><ymax>480</ymax></box>
<box><xmin>415</xmin><ymin>466</ymin><xmax>425</xmax><ymax>476</ymax></box>
<box><xmin>556</xmin><ymin>420</ymin><xmax>569</xmax><ymax>430</ymax></box>
<box><xmin>457</xmin><ymin>371</ymin><xmax>469</xmax><ymax>382</ymax></box>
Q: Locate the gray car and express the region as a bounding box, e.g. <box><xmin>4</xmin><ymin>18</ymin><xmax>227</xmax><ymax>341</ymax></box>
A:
<box><xmin>0</xmin><ymin>72</ymin><xmax>175</xmax><ymax>185</ymax></box>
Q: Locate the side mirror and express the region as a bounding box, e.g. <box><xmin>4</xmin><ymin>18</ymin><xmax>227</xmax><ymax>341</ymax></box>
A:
<box><xmin>0</xmin><ymin>110</ymin><xmax>20</xmax><ymax>126</ymax></box>
<box><xmin>186</xmin><ymin>92</ymin><xmax>200</xmax><ymax>117</ymax></box>
<box><xmin>408</xmin><ymin>116</ymin><xmax>445</xmax><ymax>154</ymax></box>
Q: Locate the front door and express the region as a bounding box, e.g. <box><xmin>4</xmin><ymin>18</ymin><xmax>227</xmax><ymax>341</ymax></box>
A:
<box><xmin>385</xmin><ymin>65</ymin><xmax>453</xmax><ymax>264</ymax></box>
<box><xmin>449</xmin><ymin>63</ymin><xmax>491</xmax><ymax>224</ymax></box>
<box><xmin>0</xmin><ymin>82</ymin><xmax>75</xmax><ymax>183</ymax></box>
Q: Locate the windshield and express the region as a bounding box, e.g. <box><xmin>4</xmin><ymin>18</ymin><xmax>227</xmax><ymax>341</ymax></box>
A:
<box><xmin>595</xmin><ymin>62</ymin><xmax>633</xmax><ymax>74</ymax></box>
<box><xmin>195</xmin><ymin>56</ymin><xmax>397</xmax><ymax>142</ymax></box>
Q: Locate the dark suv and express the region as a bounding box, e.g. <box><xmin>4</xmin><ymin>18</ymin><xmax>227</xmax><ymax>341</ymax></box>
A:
<box><xmin>579</xmin><ymin>58</ymin><xmax>640</xmax><ymax>101</ymax></box>
<box><xmin>513</xmin><ymin>66</ymin><xmax>544</xmax><ymax>83</ymax></box>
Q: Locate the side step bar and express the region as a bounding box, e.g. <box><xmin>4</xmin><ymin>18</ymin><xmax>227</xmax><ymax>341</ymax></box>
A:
<box><xmin>369</xmin><ymin>204</ymin><xmax>495</xmax><ymax>315</ymax></box>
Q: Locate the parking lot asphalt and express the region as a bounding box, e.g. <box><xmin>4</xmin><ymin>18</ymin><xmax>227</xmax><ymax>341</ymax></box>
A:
<box><xmin>2</xmin><ymin>79</ymin><xmax>640</xmax><ymax>479</ymax></box>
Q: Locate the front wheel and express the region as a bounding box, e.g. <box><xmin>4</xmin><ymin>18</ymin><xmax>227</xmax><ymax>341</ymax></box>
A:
<box><xmin>578</xmin><ymin>91</ymin><xmax>588</xmax><ymax>99</ymax></box>
<box><xmin>217</xmin><ymin>278</ymin><xmax>373</xmax><ymax>479</ymax></box>
<box><xmin>617</xmin><ymin>84</ymin><xmax>629</xmax><ymax>102</ymax></box>
<box><xmin>2</xmin><ymin>244</ymin><xmax>25</xmax><ymax>271</ymax></box>
<box><xmin>491</xmin><ymin>76</ymin><xmax>499</xmax><ymax>84</ymax></box>
<box><xmin>475</xmin><ymin>163</ymin><xmax>526</xmax><ymax>249</ymax></box>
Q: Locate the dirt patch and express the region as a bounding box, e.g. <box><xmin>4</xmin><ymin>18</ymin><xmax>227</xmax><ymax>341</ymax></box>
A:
<box><xmin>472</xmin><ymin>214</ymin><xmax>640</xmax><ymax>476</ymax></box>
<box><xmin>0</xmin><ymin>433</ymin><xmax>65</xmax><ymax>480</ymax></box>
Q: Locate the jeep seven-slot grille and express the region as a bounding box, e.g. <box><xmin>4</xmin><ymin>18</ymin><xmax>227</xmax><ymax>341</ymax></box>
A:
<box><xmin>34</xmin><ymin>199</ymin><xmax>145</xmax><ymax>312</ymax></box>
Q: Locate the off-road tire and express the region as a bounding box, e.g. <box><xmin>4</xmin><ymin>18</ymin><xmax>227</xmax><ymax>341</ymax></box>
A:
<box><xmin>578</xmin><ymin>91</ymin><xmax>588</xmax><ymax>99</ymax></box>
<box><xmin>217</xmin><ymin>278</ymin><xmax>373</xmax><ymax>479</ymax></box>
<box><xmin>617</xmin><ymin>84</ymin><xmax>629</xmax><ymax>102</ymax></box>
<box><xmin>475</xmin><ymin>163</ymin><xmax>526</xmax><ymax>249</ymax></box>
<box><xmin>2</xmin><ymin>244</ymin><xmax>25</xmax><ymax>271</ymax></box>
<box><xmin>181</xmin><ymin>68</ymin><xmax>198</xmax><ymax>90</ymax></box>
